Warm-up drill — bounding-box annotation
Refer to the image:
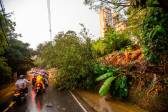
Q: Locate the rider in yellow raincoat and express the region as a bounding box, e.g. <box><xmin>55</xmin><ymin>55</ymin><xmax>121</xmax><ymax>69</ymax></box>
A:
<box><xmin>36</xmin><ymin>74</ymin><xmax>45</xmax><ymax>89</ymax></box>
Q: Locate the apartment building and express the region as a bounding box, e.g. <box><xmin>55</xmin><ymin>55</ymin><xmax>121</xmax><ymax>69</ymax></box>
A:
<box><xmin>99</xmin><ymin>7</ymin><xmax>113</xmax><ymax>37</ymax></box>
<box><xmin>99</xmin><ymin>7</ymin><xmax>127</xmax><ymax>37</ymax></box>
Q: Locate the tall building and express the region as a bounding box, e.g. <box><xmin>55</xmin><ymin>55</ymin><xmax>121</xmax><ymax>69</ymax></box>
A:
<box><xmin>99</xmin><ymin>7</ymin><xmax>112</xmax><ymax>37</ymax></box>
<box><xmin>99</xmin><ymin>7</ymin><xmax>127</xmax><ymax>37</ymax></box>
<box><xmin>115</xmin><ymin>20</ymin><xmax>127</xmax><ymax>32</ymax></box>
<box><xmin>99</xmin><ymin>7</ymin><xmax>113</xmax><ymax>37</ymax></box>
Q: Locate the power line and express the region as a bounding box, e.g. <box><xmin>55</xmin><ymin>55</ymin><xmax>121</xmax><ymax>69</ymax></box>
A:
<box><xmin>47</xmin><ymin>0</ymin><xmax>52</xmax><ymax>40</ymax></box>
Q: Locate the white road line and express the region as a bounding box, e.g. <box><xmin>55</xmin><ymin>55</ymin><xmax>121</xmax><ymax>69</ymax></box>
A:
<box><xmin>3</xmin><ymin>101</ymin><xmax>16</xmax><ymax>112</ymax></box>
<box><xmin>69</xmin><ymin>91</ymin><xmax>88</xmax><ymax>112</ymax></box>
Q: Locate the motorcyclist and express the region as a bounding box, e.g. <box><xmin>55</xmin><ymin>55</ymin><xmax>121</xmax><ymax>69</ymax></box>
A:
<box><xmin>15</xmin><ymin>75</ymin><xmax>29</xmax><ymax>94</ymax></box>
<box><xmin>41</xmin><ymin>71</ymin><xmax>49</xmax><ymax>87</ymax></box>
<box><xmin>32</xmin><ymin>72</ymin><xmax>38</xmax><ymax>86</ymax></box>
<box><xmin>36</xmin><ymin>74</ymin><xmax>45</xmax><ymax>90</ymax></box>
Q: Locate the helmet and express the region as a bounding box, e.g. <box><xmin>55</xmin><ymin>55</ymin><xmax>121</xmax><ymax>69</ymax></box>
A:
<box><xmin>19</xmin><ymin>75</ymin><xmax>24</xmax><ymax>79</ymax></box>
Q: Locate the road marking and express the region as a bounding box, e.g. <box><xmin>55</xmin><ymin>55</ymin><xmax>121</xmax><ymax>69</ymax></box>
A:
<box><xmin>69</xmin><ymin>91</ymin><xmax>88</xmax><ymax>112</ymax></box>
<box><xmin>3</xmin><ymin>101</ymin><xmax>16</xmax><ymax>112</ymax></box>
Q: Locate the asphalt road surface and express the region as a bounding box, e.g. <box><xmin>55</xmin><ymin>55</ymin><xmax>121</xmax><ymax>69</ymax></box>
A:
<box><xmin>5</xmin><ymin>84</ymin><xmax>86</xmax><ymax>112</ymax></box>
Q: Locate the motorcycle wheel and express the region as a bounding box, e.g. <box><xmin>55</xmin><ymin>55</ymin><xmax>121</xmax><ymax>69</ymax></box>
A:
<box><xmin>36</xmin><ymin>89</ymin><xmax>42</xmax><ymax>95</ymax></box>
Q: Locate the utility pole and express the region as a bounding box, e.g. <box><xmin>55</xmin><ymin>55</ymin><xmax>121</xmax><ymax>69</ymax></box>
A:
<box><xmin>47</xmin><ymin>0</ymin><xmax>52</xmax><ymax>41</ymax></box>
<box><xmin>0</xmin><ymin>0</ymin><xmax>5</xmax><ymax>12</ymax></box>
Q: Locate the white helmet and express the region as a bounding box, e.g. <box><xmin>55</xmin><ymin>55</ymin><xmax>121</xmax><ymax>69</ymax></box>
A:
<box><xmin>19</xmin><ymin>75</ymin><xmax>24</xmax><ymax>79</ymax></box>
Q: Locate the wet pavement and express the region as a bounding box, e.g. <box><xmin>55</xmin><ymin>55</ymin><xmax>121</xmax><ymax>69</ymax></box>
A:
<box><xmin>0</xmin><ymin>83</ymin><xmax>15</xmax><ymax>112</ymax></box>
<box><xmin>77</xmin><ymin>90</ymin><xmax>148</xmax><ymax>112</ymax></box>
<box><xmin>5</xmin><ymin>85</ymin><xmax>85</xmax><ymax>112</ymax></box>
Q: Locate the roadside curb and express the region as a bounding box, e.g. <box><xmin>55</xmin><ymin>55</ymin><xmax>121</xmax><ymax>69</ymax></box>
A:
<box><xmin>0</xmin><ymin>83</ymin><xmax>15</xmax><ymax>112</ymax></box>
<box><xmin>69</xmin><ymin>90</ymin><xmax>97</xmax><ymax>112</ymax></box>
<box><xmin>0</xmin><ymin>95</ymin><xmax>14</xmax><ymax>112</ymax></box>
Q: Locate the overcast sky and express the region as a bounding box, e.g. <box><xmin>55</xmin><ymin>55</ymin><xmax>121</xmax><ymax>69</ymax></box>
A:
<box><xmin>4</xmin><ymin>0</ymin><xmax>100</xmax><ymax>49</ymax></box>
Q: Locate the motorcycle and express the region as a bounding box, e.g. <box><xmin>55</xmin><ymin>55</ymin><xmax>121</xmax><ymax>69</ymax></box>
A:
<box><xmin>13</xmin><ymin>90</ymin><xmax>26</xmax><ymax>104</ymax></box>
<box><xmin>35</xmin><ymin>82</ymin><xmax>43</xmax><ymax>95</ymax></box>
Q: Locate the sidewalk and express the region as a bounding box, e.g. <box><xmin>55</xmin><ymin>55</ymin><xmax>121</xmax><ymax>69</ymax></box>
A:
<box><xmin>75</xmin><ymin>90</ymin><xmax>148</xmax><ymax>112</ymax></box>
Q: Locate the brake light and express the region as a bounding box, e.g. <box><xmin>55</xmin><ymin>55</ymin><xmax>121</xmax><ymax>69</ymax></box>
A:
<box><xmin>37</xmin><ymin>83</ymin><xmax>41</xmax><ymax>87</ymax></box>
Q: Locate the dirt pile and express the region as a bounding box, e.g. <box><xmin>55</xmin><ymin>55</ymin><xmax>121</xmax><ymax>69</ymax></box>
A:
<box><xmin>101</xmin><ymin>45</ymin><xmax>144</xmax><ymax>67</ymax></box>
<box><xmin>100</xmin><ymin>45</ymin><xmax>168</xmax><ymax>112</ymax></box>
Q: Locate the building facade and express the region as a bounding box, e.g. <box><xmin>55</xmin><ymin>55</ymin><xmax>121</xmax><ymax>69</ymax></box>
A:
<box><xmin>99</xmin><ymin>7</ymin><xmax>127</xmax><ymax>37</ymax></box>
<box><xmin>99</xmin><ymin>7</ymin><xmax>113</xmax><ymax>37</ymax></box>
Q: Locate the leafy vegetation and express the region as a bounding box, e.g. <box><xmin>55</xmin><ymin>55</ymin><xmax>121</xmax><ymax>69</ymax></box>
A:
<box><xmin>35</xmin><ymin>29</ymin><xmax>96</xmax><ymax>89</ymax></box>
<box><xmin>0</xmin><ymin>12</ymin><xmax>13</xmax><ymax>84</ymax></box>
<box><xmin>0</xmin><ymin>57</ymin><xmax>11</xmax><ymax>84</ymax></box>
<box><xmin>85</xmin><ymin>0</ymin><xmax>168</xmax><ymax>64</ymax></box>
<box><xmin>0</xmin><ymin>11</ymin><xmax>33</xmax><ymax>85</ymax></box>
<box><xmin>82</xmin><ymin>1</ymin><xmax>168</xmax><ymax>111</ymax></box>
<box><xmin>142</xmin><ymin>7</ymin><xmax>168</xmax><ymax>64</ymax></box>
<box><xmin>1</xmin><ymin>1</ymin><xmax>168</xmax><ymax>112</ymax></box>
<box><xmin>94</xmin><ymin>64</ymin><xmax>128</xmax><ymax>97</ymax></box>
<box><xmin>92</xmin><ymin>28</ymin><xmax>131</xmax><ymax>57</ymax></box>
<box><xmin>99</xmin><ymin>76</ymin><xmax>116</xmax><ymax>96</ymax></box>
<box><xmin>0</xmin><ymin>1</ymin><xmax>160</xmax><ymax>112</ymax></box>
<box><xmin>5</xmin><ymin>38</ymin><xmax>33</xmax><ymax>75</ymax></box>
<box><xmin>35</xmin><ymin>41</ymin><xmax>54</xmax><ymax>68</ymax></box>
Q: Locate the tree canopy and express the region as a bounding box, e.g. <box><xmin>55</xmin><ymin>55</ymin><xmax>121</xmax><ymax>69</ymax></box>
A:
<box><xmin>0</xmin><ymin>11</ymin><xmax>34</xmax><ymax>84</ymax></box>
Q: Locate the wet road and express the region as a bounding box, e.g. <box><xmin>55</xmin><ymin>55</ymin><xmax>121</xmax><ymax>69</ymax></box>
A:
<box><xmin>7</xmin><ymin>85</ymin><xmax>85</xmax><ymax>112</ymax></box>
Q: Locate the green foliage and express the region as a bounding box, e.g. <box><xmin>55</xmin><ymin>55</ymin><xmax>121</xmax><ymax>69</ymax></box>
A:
<box><xmin>5</xmin><ymin>38</ymin><xmax>33</xmax><ymax>74</ymax></box>
<box><xmin>35</xmin><ymin>42</ymin><xmax>55</xmax><ymax>68</ymax></box>
<box><xmin>92</xmin><ymin>28</ymin><xmax>131</xmax><ymax>57</ymax></box>
<box><xmin>142</xmin><ymin>7</ymin><xmax>168</xmax><ymax>63</ymax></box>
<box><xmin>0</xmin><ymin>11</ymin><xmax>30</xmax><ymax>84</ymax></box>
<box><xmin>85</xmin><ymin>0</ymin><xmax>168</xmax><ymax>65</ymax></box>
<box><xmin>0</xmin><ymin>13</ymin><xmax>11</xmax><ymax>54</ymax></box>
<box><xmin>0</xmin><ymin>57</ymin><xmax>11</xmax><ymax>84</ymax></box>
<box><xmin>92</xmin><ymin>39</ymin><xmax>107</xmax><ymax>56</ymax></box>
<box><xmin>36</xmin><ymin>29</ymin><xmax>96</xmax><ymax>89</ymax></box>
<box><xmin>93</xmin><ymin>63</ymin><xmax>108</xmax><ymax>75</ymax></box>
<box><xmin>112</xmin><ymin>75</ymin><xmax>128</xmax><ymax>97</ymax></box>
<box><xmin>127</xmin><ymin>8</ymin><xmax>146</xmax><ymax>41</ymax></box>
<box><xmin>126</xmin><ymin>1</ymin><xmax>168</xmax><ymax>64</ymax></box>
<box><xmin>96</xmin><ymin>72</ymin><xmax>114</xmax><ymax>81</ymax></box>
<box><xmin>95</xmin><ymin>64</ymin><xmax>128</xmax><ymax>98</ymax></box>
<box><xmin>104</xmin><ymin>28</ymin><xmax>132</xmax><ymax>51</ymax></box>
<box><xmin>84</xmin><ymin>0</ymin><xmax>165</xmax><ymax>10</ymax></box>
<box><xmin>99</xmin><ymin>76</ymin><xmax>116</xmax><ymax>96</ymax></box>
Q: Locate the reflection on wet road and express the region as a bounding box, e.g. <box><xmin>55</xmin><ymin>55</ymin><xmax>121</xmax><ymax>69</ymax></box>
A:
<box><xmin>8</xmin><ymin>85</ymin><xmax>84</xmax><ymax>112</ymax></box>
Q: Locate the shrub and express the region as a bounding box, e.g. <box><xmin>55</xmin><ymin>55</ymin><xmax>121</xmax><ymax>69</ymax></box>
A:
<box><xmin>92</xmin><ymin>28</ymin><xmax>131</xmax><ymax>57</ymax></box>
<box><xmin>95</xmin><ymin>64</ymin><xmax>128</xmax><ymax>98</ymax></box>
<box><xmin>142</xmin><ymin>8</ymin><xmax>168</xmax><ymax>64</ymax></box>
<box><xmin>55</xmin><ymin>32</ymin><xmax>96</xmax><ymax>89</ymax></box>
<box><xmin>0</xmin><ymin>57</ymin><xmax>11</xmax><ymax>84</ymax></box>
<box><xmin>38</xmin><ymin>31</ymin><xmax>96</xmax><ymax>89</ymax></box>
